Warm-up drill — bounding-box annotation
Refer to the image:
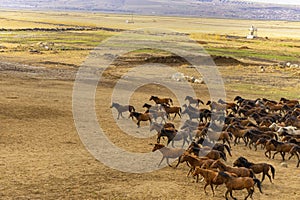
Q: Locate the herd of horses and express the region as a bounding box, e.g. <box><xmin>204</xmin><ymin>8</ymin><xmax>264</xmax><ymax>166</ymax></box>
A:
<box><xmin>111</xmin><ymin>95</ymin><xmax>300</xmax><ymax>199</ymax></box>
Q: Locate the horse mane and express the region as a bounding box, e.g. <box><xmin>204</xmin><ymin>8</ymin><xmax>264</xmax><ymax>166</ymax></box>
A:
<box><xmin>218</xmin><ymin>171</ymin><xmax>230</xmax><ymax>178</ymax></box>
<box><xmin>238</xmin><ymin>156</ymin><xmax>254</xmax><ymax>168</ymax></box>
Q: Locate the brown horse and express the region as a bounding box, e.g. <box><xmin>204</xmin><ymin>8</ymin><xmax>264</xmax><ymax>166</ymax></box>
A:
<box><xmin>216</xmin><ymin>171</ymin><xmax>263</xmax><ymax>200</ymax></box>
<box><xmin>150</xmin><ymin>95</ymin><xmax>173</xmax><ymax>106</ymax></box>
<box><xmin>161</xmin><ymin>104</ymin><xmax>182</xmax><ymax>120</ymax></box>
<box><xmin>192</xmin><ymin>167</ymin><xmax>224</xmax><ymax>196</ymax></box>
<box><xmin>175</xmin><ymin>152</ymin><xmax>210</xmax><ymax>180</ymax></box>
<box><xmin>206</xmin><ymin>101</ymin><xmax>226</xmax><ymax>112</ymax></box>
<box><xmin>280</xmin><ymin>97</ymin><xmax>299</xmax><ymax>105</ymax></box>
<box><xmin>233</xmin><ymin>156</ymin><xmax>275</xmax><ymax>183</ymax></box>
<box><xmin>269</xmin><ymin>140</ymin><xmax>297</xmax><ymax>161</ymax></box>
<box><xmin>203</xmin><ymin>128</ymin><xmax>232</xmax><ymax>148</ymax></box>
<box><xmin>225</xmin><ymin>124</ymin><xmax>249</xmax><ymax>145</ymax></box>
<box><xmin>217</xmin><ymin>99</ymin><xmax>238</xmax><ymax>114</ymax></box>
<box><xmin>211</xmin><ymin>160</ymin><xmax>255</xmax><ymax>178</ymax></box>
<box><xmin>110</xmin><ymin>102</ymin><xmax>135</xmax><ymax>119</ymax></box>
<box><xmin>260</xmin><ymin>139</ymin><xmax>277</xmax><ymax>159</ymax></box>
<box><xmin>187</xmin><ymin>141</ymin><xmax>227</xmax><ymax>161</ymax></box>
<box><xmin>193</xmin><ymin>167</ymin><xmax>239</xmax><ymax>196</ymax></box>
<box><xmin>288</xmin><ymin>145</ymin><xmax>300</xmax><ymax>167</ymax></box>
<box><xmin>129</xmin><ymin>111</ymin><xmax>152</xmax><ymax>128</ymax></box>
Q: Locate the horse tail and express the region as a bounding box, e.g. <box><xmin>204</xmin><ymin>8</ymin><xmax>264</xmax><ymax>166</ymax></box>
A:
<box><xmin>249</xmin><ymin>169</ymin><xmax>255</xmax><ymax>178</ymax></box>
<box><xmin>224</xmin><ymin>144</ymin><xmax>232</xmax><ymax>157</ymax></box>
<box><xmin>253</xmin><ymin>178</ymin><xmax>263</xmax><ymax>194</ymax></box>
<box><xmin>129</xmin><ymin>105</ymin><xmax>136</xmax><ymax>112</ymax></box>
<box><xmin>269</xmin><ymin>164</ymin><xmax>275</xmax><ymax>179</ymax></box>
<box><xmin>175</xmin><ymin>155</ymin><xmax>182</xmax><ymax>168</ymax></box>
<box><xmin>220</xmin><ymin>151</ymin><xmax>227</xmax><ymax>161</ymax></box>
<box><xmin>198</xmin><ymin>99</ymin><xmax>204</xmax><ymax>106</ymax></box>
<box><xmin>228</xmin><ymin>132</ymin><xmax>233</xmax><ymax>140</ymax></box>
<box><xmin>274</xmin><ymin>133</ymin><xmax>278</xmax><ymax>141</ymax></box>
<box><xmin>169</xmin><ymin>98</ymin><xmax>173</xmax><ymax>105</ymax></box>
<box><xmin>157</xmin><ymin>132</ymin><xmax>161</xmax><ymax>143</ymax></box>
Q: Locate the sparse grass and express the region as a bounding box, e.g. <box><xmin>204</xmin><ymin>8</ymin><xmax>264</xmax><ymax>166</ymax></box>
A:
<box><xmin>190</xmin><ymin>33</ymin><xmax>300</xmax><ymax>63</ymax></box>
<box><xmin>0</xmin><ymin>10</ymin><xmax>299</xmax><ymax>73</ymax></box>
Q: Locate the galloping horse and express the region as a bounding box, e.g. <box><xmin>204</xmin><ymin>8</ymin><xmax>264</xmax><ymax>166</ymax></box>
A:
<box><xmin>110</xmin><ymin>102</ymin><xmax>135</xmax><ymax>119</ymax></box>
<box><xmin>161</xmin><ymin>104</ymin><xmax>182</xmax><ymax>120</ymax></box>
<box><xmin>149</xmin><ymin>95</ymin><xmax>173</xmax><ymax>106</ymax></box>
<box><xmin>129</xmin><ymin>111</ymin><xmax>152</xmax><ymax>128</ymax></box>
<box><xmin>233</xmin><ymin>156</ymin><xmax>276</xmax><ymax>183</ymax></box>
<box><xmin>184</xmin><ymin>96</ymin><xmax>204</xmax><ymax>107</ymax></box>
<box><xmin>216</xmin><ymin>171</ymin><xmax>262</xmax><ymax>200</ymax></box>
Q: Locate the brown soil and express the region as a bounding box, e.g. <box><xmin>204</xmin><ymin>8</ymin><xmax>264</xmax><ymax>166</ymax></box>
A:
<box><xmin>0</xmin><ymin>58</ymin><xmax>299</xmax><ymax>200</ymax></box>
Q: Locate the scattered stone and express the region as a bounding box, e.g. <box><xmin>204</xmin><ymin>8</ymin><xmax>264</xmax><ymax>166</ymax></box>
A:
<box><xmin>280</xmin><ymin>162</ymin><xmax>288</xmax><ymax>168</ymax></box>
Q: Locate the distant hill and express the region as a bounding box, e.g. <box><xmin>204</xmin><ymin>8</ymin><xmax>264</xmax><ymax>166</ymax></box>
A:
<box><xmin>0</xmin><ymin>0</ymin><xmax>300</xmax><ymax>21</ymax></box>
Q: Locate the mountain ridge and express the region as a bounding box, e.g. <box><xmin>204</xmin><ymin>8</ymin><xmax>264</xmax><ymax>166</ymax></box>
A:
<box><xmin>0</xmin><ymin>0</ymin><xmax>299</xmax><ymax>21</ymax></box>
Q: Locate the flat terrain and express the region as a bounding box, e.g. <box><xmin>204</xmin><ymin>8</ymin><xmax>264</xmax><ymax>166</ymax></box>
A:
<box><xmin>0</xmin><ymin>10</ymin><xmax>300</xmax><ymax>199</ymax></box>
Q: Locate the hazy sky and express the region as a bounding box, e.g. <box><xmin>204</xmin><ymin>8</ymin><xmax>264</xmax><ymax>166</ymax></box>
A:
<box><xmin>244</xmin><ymin>0</ymin><xmax>300</xmax><ymax>5</ymax></box>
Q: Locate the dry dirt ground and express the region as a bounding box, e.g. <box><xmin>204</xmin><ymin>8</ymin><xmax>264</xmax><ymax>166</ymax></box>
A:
<box><xmin>0</xmin><ymin>56</ymin><xmax>300</xmax><ymax>200</ymax></box>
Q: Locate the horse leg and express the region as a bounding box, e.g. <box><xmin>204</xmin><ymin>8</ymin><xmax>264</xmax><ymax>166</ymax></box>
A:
<box><xmin>195</xmin><ymin>174</ymin><xmax>199</xmax><ymax>183</ymax></box>
<box><xmin>295</xmin><ymin>152</ymin><xmax>300</xmax><ymax>168</ymax></box>
<box><xmin>234</xmin><ymin>137</ymin><xmax>238</xmax><ymax>146</ymax></box>
<box><xmin>173</xmin><ymin>114</ymin><xmax>177</xmax><ymax>120</ymax></box>
<box><xmin>167</xmin><ymin>113</ymin><xmax>171</xmax><ymax>120</ymax></box>
<box><xmin>225</xmin><ymin>190</ymin><xmax>230</xmax><ymax>200</ymax></box>
<box><xmin>265</xmin><ymin>172</ymin><xmax>272</xmax><ymax>183</ymax></box>
<box><xmin>166</xmin><ymin>158</ymin><xmax>172</xmax><ymax>167</ymax></box>
<box><xmin>261</xmin><ymin>172</ymin><xmax>266</xmax><ymax>183</ymax></box>
<box><xmin>254</xmin><ymin>143</ymin><xmax>258</xmax><ymax>151</ymax></box>
<box><xmin>203</xmin><ymin>182</ymin><xmax>209</xmax><ymax>194</ymax></box>
<box><xmin>244</xmin><ymin>188</ymin><xmax>251</xmax><ymax>200</ymax></box>
<box><xmin>229</xmin><ymin>190</ymin><xmax>236</xmax><ymax>200</ymax></box>
<box><xmin>182</xmin><ymin>138</ymin><xmax>186</xmax><ymax>148</ymax></box>
<box><xmin>272</xmin><ymin>151</ymin><xmax>278</xmax><ymax>159</ymax></box>
<box><xmin>248</xmin><ymin>141</ymin><xmax>252</xmax><ymax>150</ymax></box>
<box><xmin>158</xmin><ymin>156</ymin><xmax>165</xmax><ymax>166</ymax></box>
<box><xmin>226</xmin><ymin>139</ymin><xmax>231</xmax><ymax>149</ymax></box>
<box><xmin>265</xmin><ymin>151</ymin><xmax>269</xmax><ymax>158</ymax></box>
<box><xmin>210</xmin><ymin>184</ymin><xmax>215</xmax><ymax>196</ymax></box>
<box><xmin>187</xmin><ymin>167</ymin><xmax>193</xmax><ymax>177</ymax></box>
<box><xmin>281</xmin><ymin>152</ymin><xmax>286</xmax><ymax>161</ymax></box>
<box><xmin>245</xmin><ymin>188</ymin><xmax>254</xmax><ymax>200</ymax></box>
<box><xmin>243</xmin><ymin>137</ymin><xmax>248</xmax><ymax>146</ymax></box>
<box><xmin>288</xmin><ymin>153</ymin><xmax>294</xmax><ymax>160</ymax></box>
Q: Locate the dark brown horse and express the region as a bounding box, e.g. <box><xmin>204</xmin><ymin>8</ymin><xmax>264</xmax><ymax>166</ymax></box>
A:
<box><xmin>233</xmin><ymin>156</ymin><xmax>275</xmax><ymax>183</ymax></box>
<box><xmin>157</xmin><ymin>123</ymin><xmax>177</xmax><ymax>145</ymax></box>
<box><xmin>129</xmin><ymin>111</ymin><xmax>152</xmax><ymax>128</ymax></box>
<box><xmin>110</xmin><ymin>102</ymin><xmax>135</xmax><ymax>119</ymax></box>
<box><xmin>269</xmin><ymin>140</ymin><xmax>297</xmax><ymax>161</ymax></box>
